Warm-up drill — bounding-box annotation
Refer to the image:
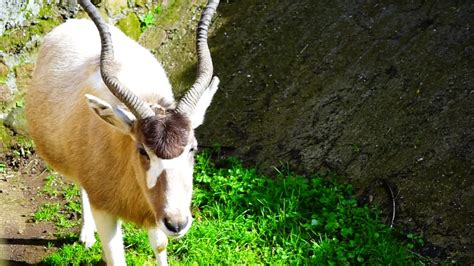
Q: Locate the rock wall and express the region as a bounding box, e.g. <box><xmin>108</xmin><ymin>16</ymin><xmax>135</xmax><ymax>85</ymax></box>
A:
<box><xmin>191</xmin><ymin>1</ymin><xmax>473</xmax><ymax>263</ymax></box>
<box><xmin>1</xmin><ymin>0</ymin><xmax>71</xmax><ymax>149</ymax></box>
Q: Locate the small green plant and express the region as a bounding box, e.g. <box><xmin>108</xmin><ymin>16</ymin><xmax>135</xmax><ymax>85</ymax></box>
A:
<box><xmin>33</xmin><ymin>201</ymin><xmax>79</xmax><ymax>229</ymax></box>
<box><xmin>41</xmin><ymin>174</ymin><xmax>60</xmax><ymax>197</ymax></box>
<box><xmin>63</xmin><ymin>184</ymin><xmax>80</xmax><ymax>200</ymax></box>
<box><xmin>406</xmin><ymin>233</ymin><xmax>425</xmax><ymax>250</ymax></box>
<box><xmin>42</xmin><ymin>153</ymin><xmax>425</xmax><ymax>264</ymax></box>
<box><xmin>33</xmin><ymin>202</ymin><xmax>61</xmax><ymax>222</ymax></box>
<box><xmin>34</xmin><ymin>174</ymin><xmax>81</xmax><ymax>229</ymax></box>
<box><xmin>15</xmin><ymin>100</ymin><xmax>24</xmax><ymax>108</ymax></box>
<box><xmin>140</xmin><ymin>5</ymin><xmax>162</xmax><ymax>31</ymax></box>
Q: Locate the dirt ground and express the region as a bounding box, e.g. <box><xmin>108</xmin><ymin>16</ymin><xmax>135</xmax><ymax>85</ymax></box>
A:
<box><xmin>0</xmin><ymin>153</ymin><xmax>77</xmax><ymax>265</ymax></box>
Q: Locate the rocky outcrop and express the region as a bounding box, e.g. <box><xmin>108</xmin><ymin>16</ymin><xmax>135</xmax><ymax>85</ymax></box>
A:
<box><xmin>189</xmin><ymin>1</ymin><xmax>473</xmax><ymax>263</ymax></box>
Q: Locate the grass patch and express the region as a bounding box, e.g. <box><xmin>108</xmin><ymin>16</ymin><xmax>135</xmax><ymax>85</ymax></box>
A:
<box><xmin>43</xmin><ymin>242</ymin><xmax>103</xmax><ymax>265</ymax></box>
<box><xmin>33</xmin><ymin>174</ymin><xmax>81</xmax><ymax>229</ymax></box>
<box><xmin>42</xmin><ymin>153</ymin><xmax>425</xmax><ymax>264</ymax></box>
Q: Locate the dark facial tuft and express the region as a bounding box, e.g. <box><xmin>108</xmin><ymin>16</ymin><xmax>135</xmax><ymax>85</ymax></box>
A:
<box><xmin>138</xmin><ymin>111</ymin><xmax>190</xmax><ymax>159</ymax></box>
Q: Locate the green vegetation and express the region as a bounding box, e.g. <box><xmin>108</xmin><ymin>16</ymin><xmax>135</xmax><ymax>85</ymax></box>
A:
<box><xmin>140</xmin><ymin>5</ymin><xmax>162</xmax><ymax>31</ymax></box>
<box><xmin>0</xmin><ymin>14</ymin><xmax>61</xmax><ymax>54</ymax></box>
<box><xmin>40</xmin><ymin>153</ymin><xmax>424</xmax><ymax>264</ymax></box>
<box><xmin>33</xmin><ymin>174</ymin><xmax>81</xmax><ymax>230</ymax></box>
<box><xmin>40</xmin><ymin>174</ymin><xmax>79</xmax><ymax>200</ymax></box>
<box><xmin>139</xmin><ymin>0</ymin><xmax>186</xmax><ymax>33</ymax></box>
<box><xmin>0</xmin><ymin>163</ymin><xmax>5</xmax><ymax>173</ymax></box>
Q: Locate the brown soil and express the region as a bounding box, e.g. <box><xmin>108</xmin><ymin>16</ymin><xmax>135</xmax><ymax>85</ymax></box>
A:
<box><xmin>0</xmin><ymin>153</ymin><xmax>77</xmax><ymax>265</ymax></box>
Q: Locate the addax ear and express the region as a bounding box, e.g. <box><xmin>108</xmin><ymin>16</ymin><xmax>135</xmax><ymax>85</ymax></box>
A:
<box><xmin>189</xmin><ymin>77</ymin><xmax>220</xmax><ymax>129</ymax></box>
<box><xmin>85</xmin><ymin>94</ymin><xmax>136</xmax><ymax>135</ymax></box>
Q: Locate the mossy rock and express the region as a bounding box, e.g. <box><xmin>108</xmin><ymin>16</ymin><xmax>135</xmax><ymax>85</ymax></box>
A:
<box><xmin>140</xmin><ymin>27</ymin><xmax>166</xmax><ymax>49</ymax></box>
<box><xmin>0</xmin><ymin>63</ymin><xmax>12</xmax><ymax>106</ymax></box>
<box><xmin>0</xmin><ymin>17</ymin><xmax>62</xmax><ymax>54</ymax></box>
<box><xmin>105</xmin><ymin>0</ymin><xmax>128</xmax><ymax>15</ymax></box>
<box><xmin>0</xmin><ymin>124</ymin><xmax>10</xmax><ymax>153</ymax></box>
<box><xmin>135</xmin><ymin>0</ymin><xmax>148</xmax><ymax>8</ymax></box>
<box><xmin>0</xmin><ymin>84</ymin><xmax>12</xmax><ymax>104</ymax></box>
<box><xmin>14</xmin><ymin>63</ymin><xmax>34</xmax><ymax>92</ymax></box>
<box><xmin>4</xmin><ymin>107</ymin><xmax>28</xmax><ymax>136</ymax></box>
<box><xmin>117</xmin><ymin>12</ymin><xmax>141</xmax><ymax>41</ymax></box>
<box><xmin>0</xmin><ymin>124</ymin><xmax>32</xmax><ymax>154</ymax></box>
<box><xmin>0</xmin><ymin>63</ymin><xmax>8</xmax><ymax>78</ymax></box>
<box><xmin>0</xmin><ymin>106</ymin><xmax>31</xmax><ymax>153</ymax></box>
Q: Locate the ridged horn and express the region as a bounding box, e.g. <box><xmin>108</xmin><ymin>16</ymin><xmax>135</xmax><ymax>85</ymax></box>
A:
<box><xmin>78</xmin><ymin>0</ymin><xmax>155</xmax><ymax>119</ymax></box>
<box><xmin>176</xmin><ymin>0</ymin><xmax>220</xmax><ymax>115</ymax></box>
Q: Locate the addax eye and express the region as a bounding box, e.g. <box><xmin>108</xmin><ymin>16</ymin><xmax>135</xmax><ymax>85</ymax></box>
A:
<box><xmin>137</xmin><ymin>145</ymin><xmax>150</xmax><ymax>160</ymax></box>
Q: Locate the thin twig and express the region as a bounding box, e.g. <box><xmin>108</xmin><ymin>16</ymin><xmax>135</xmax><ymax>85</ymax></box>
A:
<box><xmin>380</xmin><ymin>179</ymin><xmax>396</xmax><ymax>228</ymax></box>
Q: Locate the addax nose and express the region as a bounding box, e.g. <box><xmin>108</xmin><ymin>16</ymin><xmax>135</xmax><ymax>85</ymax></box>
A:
<box><xmin>164</xmin><ymin>216</ymin><xmax>189</xmax><ymax>234</ymax></box>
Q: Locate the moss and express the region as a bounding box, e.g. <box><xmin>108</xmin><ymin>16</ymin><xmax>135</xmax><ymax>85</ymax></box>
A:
<box><xmin>135</xmin><ymin>0</ymin><xmax>147</xmax><ymax>8</ymax></box>
<box><xmin>38</xmin><ymin>4</ymin><xmax>53</xmax><ymax>18</ymax></box>
<box><xmin>0</xmin><ymin>124</ymin><xmax>10</xmax><ymax>153</ymax></box>
<box><xmin>117</xmin><ymin>12</ymin><xmax>142</xmax><ymax>41</ymax></box>
<box><xmin>0</xmin><ymin>16</ymin><xmax>62</xmax><ymax>54</ymax></box>
<box><xmin>0</xmin><ymin>28</ymin><xmax>28</xmax><ymax>53</ymax></box>
<box><xmin>0</xmin><ymin>63</ymin><xmax>8</xmax><ymax>76</ymax></box>
<box><xmin>105</xmin><ymin>0</ymin><xmax>128</xmax><ymax>15</ymax></box>
<box><xmin>0</xmin><ymin>63</ymin><xmax>8</xmax><ymax>85</ymax></box>
<box><xmin>14</xmin><ymin>63</ymin><xmax>34</xmax><ymax>92</ymax></box>
<box><xmin>0</xmin><ymin>122</ymin><xmax>32</xmax><ymax>154</ymax></box>
<box><xmin>153</xmin><ymin>0</ymin><xmax>187</xmax><ymax>27</ymax></box>
<box><xmin>140</xmin><ymin>0</ymin><xmax>207</xmax><ymax>96</ymax></box>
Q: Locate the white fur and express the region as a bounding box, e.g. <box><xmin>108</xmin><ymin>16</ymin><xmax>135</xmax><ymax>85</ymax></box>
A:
<box><xmin>148</xmin><ymin>228</ymin><xmax>169</xmax><ymax>266</ymax></box>
<box><xmin>161</xmin><ymin>146</ymin><xmax>194</xmax><ymax>237</ymax></box>
<box><xmin>80</xmin><ymin>187</ymin><xmax>96</xmax><ymax>248</ymax></box>
<box><xmin>156</xmin><ymin>250</ymin><xmax>168</xmax><ymax>266</ymax></box>
<box><xmin>92</xmin><ymin>208</ymin><xmax>126</xmax><ymax>266</ymax></box>
<box><xmin>85</xmin><ymin>94</ymin><xmax>135</xmax><ymax>135</ymax></box>
<box><xmin>42</xmin><ymin>19</ymin><xmax>174</xmax><ymax>107</ymax></box>
<box><xmin>147</xmin><ymin>148</ymin><xmax>194</xmax><ymax>237</ymax></box>
<box><xmin>189</xmin><ymin>76</ymin><xmax>220</xmax><ymax>129</ymax></box>
<box><xmin>146</xmin><ymin>153</ymin><xmax>164</xmax><ymax>189</ymax></box>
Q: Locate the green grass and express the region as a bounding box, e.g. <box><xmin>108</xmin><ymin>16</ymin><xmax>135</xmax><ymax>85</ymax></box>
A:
<box><xmin>34</xmin><ymin>174</ymin><xmax>81</xmax><ymax>229</ymax></box>
<box><xmin>41</xmin><ymin>153</ymin><xmax>425</xmax><ymax>265</ymax></box>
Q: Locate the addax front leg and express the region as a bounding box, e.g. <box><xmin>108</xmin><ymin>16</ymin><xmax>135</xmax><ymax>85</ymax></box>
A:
<box><xmin>79</xmin><ymin>187</ymin><xmax>96</xmax><ymax>248</ymax></box>
<box><xmin>92</xmin><ymin>208</ymin><xmax>126</xmax><ymax>266</ymax></box>
<box><xmin>148</xmin><ymin>228</ymin><xmax>168</xmax><ymax>266</ymax></box>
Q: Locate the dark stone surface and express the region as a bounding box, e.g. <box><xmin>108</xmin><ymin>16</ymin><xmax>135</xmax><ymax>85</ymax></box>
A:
<box><xmin>183</xmin><ymin>1</ymin><xmax>473</xmax><ymax>263</ymax></box>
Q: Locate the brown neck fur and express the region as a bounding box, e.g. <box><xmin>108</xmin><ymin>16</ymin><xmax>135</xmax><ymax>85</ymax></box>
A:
<box><xmin>65</xmin><ymin>95</ymin><xmax>158</xmax><ymax>228</ymax></box>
